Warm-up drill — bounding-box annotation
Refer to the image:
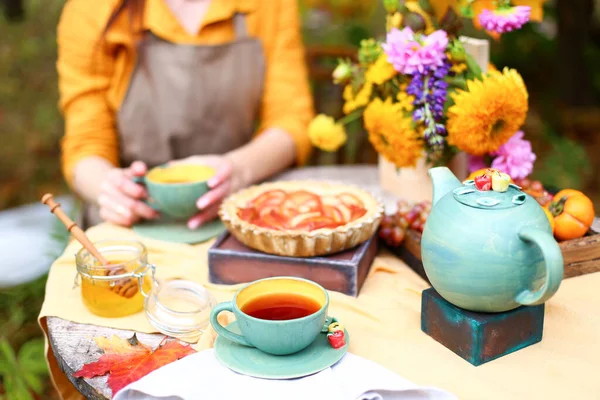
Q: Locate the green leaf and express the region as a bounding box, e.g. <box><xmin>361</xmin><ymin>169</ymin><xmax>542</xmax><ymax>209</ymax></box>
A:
<box><xmin>460</xmin><ymin>4</ymin><xmax>474</xmax><ymax>18</ymax></box>
<box><xmin>418</xmin><ymin>0</ymin><xmax>434</xmax><ymax>14</ymax></box>
<box><xmin>18</xmin><ymin>339</ymin><xmax>48</xmax><ymax>376</ymax></box>
<box><xmin>465</xmin><ymin>53</ymin><xmax>483</xmax><ymax>79</ymax></box>
<box><xmin>0</xmin><ymin>338</ymin><xmax>18</xmax><ymax>367</ymax></box>
<box><xmin>0</xmin><ymin>338</ymin><xmax>49</xmax><ymax>397</ymax></box>
<box><xmin>447</xmin><ymin>76</ymin><xmax>468</xmax><ymax>91</ymax></box>
<box><xmin>533</xmin><ymin>133</ymin><xmax>593</xmax><ymax>190</ymax></box>
<box><xmin>21</xmin><ymin>372</ymin><xmax>44</xmax><ymax>395</ymax></box>
<box><xmin>6</xmin><ymin>378</ymin><xmax>34</xmax><ymax>400</ymax></box>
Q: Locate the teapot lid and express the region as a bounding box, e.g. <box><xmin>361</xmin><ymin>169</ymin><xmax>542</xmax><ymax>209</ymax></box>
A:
<box><xmin>453</xmin><ymin>180</ymin><xmax>527</xmax><ymax>209</ymax></box>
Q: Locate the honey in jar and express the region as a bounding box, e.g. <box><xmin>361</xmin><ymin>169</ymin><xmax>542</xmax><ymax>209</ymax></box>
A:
<box><xmin>75</xmin><ymin>240</ymin><xmax>155</xmax><ymax>318</ymax></box>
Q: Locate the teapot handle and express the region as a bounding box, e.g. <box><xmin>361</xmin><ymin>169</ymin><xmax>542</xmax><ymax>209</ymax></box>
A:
<box><xmin>515</xmin><ymin>226</ymin><xmax>564</xmax><ymax>306</ymax></box>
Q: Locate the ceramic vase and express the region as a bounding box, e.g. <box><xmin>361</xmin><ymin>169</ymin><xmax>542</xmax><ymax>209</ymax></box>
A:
<box><xmin>378</xmin><ymin>153</ymin><xmax>468</xmax><ymax>204</ymax></box>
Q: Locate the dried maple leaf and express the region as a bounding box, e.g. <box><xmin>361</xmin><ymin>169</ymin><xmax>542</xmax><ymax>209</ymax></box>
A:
<box><xmin>74</xmin><ymin>334</ymin><xmax>196</xmax><ymax>396</ymax></box>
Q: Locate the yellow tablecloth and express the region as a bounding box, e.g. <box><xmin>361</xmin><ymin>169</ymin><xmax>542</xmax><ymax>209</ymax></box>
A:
<box><xmin>40</xmin><ymin>223</ymin><xmax>600</xmax><ymax>400</ymax></box>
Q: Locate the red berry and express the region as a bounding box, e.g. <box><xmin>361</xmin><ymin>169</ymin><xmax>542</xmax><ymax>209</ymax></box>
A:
<box><xmin>411</xmin><ymin>219</ymin><xmax>423</xmax><ymax>232</ymax></box>
<box><xmin>537</xmin><ymin>192</ymin><xmax>553</xmax><ymax>207</ymax></box>
<box><xmin>412</xmin><ymin>204</ymin><xmax>424</xmax><ymax>215</ymax></box>
<box><xmin>404</xmin><ymin>210</ymin><xmax>418</xmax><ymax>225</ymax></box>
<box><xmin>381</xmin><ymin>215</ymin><xmax>394</xmax><ymax>227</ymax></box>
<box><xmin>391</xmin><ymin>227</ymin><xmax>405</xmax><ymax>245</ymax></box>
<box><xmin>530</xmin><ymin>181</ymin><xmax>543</xmax><ymax>192</ymax></box>
<box><xmin>397</xmin><ymin>216</ymin><xmax>409</xmax><ymax>230</ymax></box>
<box><xmin>398</xmin><ymin>205</ymin><xmax>411</xmax><ymax>215</ymax></box>
<box><xmin>419</xmin><ymin>211</ymin><xmax>429</xmax><ymax>223</ymax></box>
<box><xmin>379</xmin><ymin>226</ymin><xmax>392</xmax><ymax>239</ymax></box>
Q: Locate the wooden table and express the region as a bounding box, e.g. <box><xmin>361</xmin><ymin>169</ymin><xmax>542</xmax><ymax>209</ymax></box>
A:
<box><xmin>45</xmin><ymin>165</ymin><xmax>600</xmax><ymax>398</ymax></box>
<box><xmin>46</xmin><ymin>165</ymin><xmax>399</xmax><ymax>399</ymax></box>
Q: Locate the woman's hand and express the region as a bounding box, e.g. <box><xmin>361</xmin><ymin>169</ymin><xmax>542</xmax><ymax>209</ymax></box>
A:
<box><xmin>169</xmin><ymin>155</ymin><xmax>249</xmax><ymax>230</ymax></box>
<box><xmin>97</xmin><ymin>161</ymin><xmax>160</xmax><ymax>226</ymax></box>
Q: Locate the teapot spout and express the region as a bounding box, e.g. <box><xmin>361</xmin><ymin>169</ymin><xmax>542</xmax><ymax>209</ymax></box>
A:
<box><xmin>429</xmin><ymin>167</ymin><xmax>462</xmax><ymax>206</ymax></box>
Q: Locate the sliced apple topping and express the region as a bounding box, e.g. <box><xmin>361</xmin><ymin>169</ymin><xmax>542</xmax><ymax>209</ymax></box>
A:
<box><xmin>236</xmin><ymin>189</ymin><xmax>368</xmax><ymax>232</ymax></box>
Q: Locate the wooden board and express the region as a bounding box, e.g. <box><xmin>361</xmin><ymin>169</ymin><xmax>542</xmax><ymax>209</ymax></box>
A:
<box><xmin>391</xmin><ymin>218</ymin><xmax>600</xmax><ymax>282</ymax></box>
<box><xmin>559</xmin><ymin>233</ymin><xmax>600</xmax><ymax>278</ymax></box>
<box><xmin>208</xmin><ymin>233</ymin><xmax>378</xmax><ymax>297</ymax></box>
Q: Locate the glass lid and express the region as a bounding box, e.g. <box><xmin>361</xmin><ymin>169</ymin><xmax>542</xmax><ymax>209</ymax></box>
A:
<box><xmin>145</xmin><ymin>279</ymin><xmax>216</xmax><ymax>342</ymax></box>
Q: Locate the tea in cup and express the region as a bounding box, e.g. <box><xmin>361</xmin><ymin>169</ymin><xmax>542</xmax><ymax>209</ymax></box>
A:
<box><xmin>210</xmin><ymin>277</ymin><xmax>330</xmax><ymax>355</ymax></box>
<box><xmin>135</xmin><ymin>164</ymin><xmax>215</xmax><ymax>220</ymax></box>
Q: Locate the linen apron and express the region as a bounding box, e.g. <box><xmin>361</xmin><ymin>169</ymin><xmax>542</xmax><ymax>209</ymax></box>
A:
<box><xmin>84</xmin><ymin>12</ymin><xmax>265</xmax><ymax>226</ymax></box>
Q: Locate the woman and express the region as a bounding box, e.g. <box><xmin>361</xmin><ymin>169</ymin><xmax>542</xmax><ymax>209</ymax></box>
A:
<box><xmin>58</xmin><ymin>0</ymin><xmax>314</xmax><ymax>229</ymax></box>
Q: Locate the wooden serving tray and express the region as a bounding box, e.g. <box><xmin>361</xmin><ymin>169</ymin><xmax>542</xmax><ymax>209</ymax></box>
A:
<box><xmin>391</xmin><ymin>218</ymin><xmax>600</xmax><ymax>283</ymax></box>
<box><xmin>208</xmin><ymin>233</ymin><xmax>378</xmax><ymax>297</ymax></box>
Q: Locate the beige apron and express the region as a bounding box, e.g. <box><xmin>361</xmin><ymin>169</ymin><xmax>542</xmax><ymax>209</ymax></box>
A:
<box><xmin>85</xmin><ymin>13</ymin><xmax>265</xmax><ymax>227</ymax></box>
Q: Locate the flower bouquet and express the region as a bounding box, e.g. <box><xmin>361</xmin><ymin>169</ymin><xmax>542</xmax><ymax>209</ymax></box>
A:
<box><xmin>308</xmin><ymin>0</ymin><xmax>545</xmax><ymax>201</ymax></box>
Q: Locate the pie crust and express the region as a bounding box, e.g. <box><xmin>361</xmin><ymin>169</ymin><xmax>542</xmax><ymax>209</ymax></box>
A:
<box><xmin>219</xmin><ymin>180</ymin><xmax>384</xmax><ymax>257</ymax></box>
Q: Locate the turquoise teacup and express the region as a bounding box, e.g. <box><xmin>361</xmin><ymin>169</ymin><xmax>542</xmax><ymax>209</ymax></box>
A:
<box><xmin>210</xmin><ymin>277</ymin><xmax>330</xmax><ymax>356</ymax></box>
<box><xmin>134</xmin><ymin>164</ymin><xmax>215</xmax><ymax>220</ymax></box>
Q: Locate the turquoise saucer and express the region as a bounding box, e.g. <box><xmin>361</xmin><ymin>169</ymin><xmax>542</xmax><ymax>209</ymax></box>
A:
<box><xmin>132</xmin><ymin>218</ymin><xmax>226</xmax><ymax>244</ymax></box>
<box><xmin>214</xmin><ymin>321</ymin><xmax>349</xmax><ymax>380</ymax></box>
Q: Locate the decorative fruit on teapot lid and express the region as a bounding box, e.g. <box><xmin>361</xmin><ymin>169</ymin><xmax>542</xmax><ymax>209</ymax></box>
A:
<box><xmin>455</xmin><ymin>169</ymin><xmax>527</xmax><ymax>210</ymax></box>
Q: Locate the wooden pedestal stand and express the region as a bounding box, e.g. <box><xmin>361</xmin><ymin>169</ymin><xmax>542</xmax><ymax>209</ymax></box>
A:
<box><xmin>421</xmin><ymin>288</ymin><xmax>544</xmax><ymax>366</ymax></box>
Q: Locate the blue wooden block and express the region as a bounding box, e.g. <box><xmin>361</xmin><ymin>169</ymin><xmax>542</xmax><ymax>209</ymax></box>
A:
<box><xmin>421</xmin><ymin>288</ymin><xmax>544</xmax><ymax>366</ymax></box>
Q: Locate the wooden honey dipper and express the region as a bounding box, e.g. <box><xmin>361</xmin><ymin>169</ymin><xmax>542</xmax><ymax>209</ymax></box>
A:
<box><xmin>41</xmin><ymin>194</ymin><xmax>139</xmax><ymax>299</ymax></box>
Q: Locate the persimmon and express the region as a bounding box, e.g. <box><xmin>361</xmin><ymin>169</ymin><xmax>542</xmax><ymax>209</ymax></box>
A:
<box><xmin>549</xmin><ymin>189</ymin><xmax>595</xmax><ymax>241</ymax></box>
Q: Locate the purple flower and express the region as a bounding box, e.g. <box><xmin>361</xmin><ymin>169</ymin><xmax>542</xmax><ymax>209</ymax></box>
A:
<box><xmin>478</xmin><ymin>6</ymin><xmax>531</xmax><ymax>34</ymax></box>
<box><xmin>490</xmin><ymin>131</ymin><xmax>536</xmax><ymax>180</ymax></box>
<box><xmin>382</xmin><ymin>27</ymin><xmax>449</xmax><ymax>74</ymax></box>
<box><xmin>409</xmin><ymin>61</ymin><xmax>451</xmax><ymax>157</ymax></box>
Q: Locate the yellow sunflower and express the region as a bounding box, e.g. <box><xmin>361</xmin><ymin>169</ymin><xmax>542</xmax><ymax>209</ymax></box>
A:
<box><xmin>343</xmin><ymin>82</ymin><xmax>373</xmax><ymax>115</ymax></box>
<box><xmin>308</xmin><ymin>114</ymin><xmax>347</xmax><ymax>152</ymax></box>
<box><xmin>363</xmin><ymin>98</ymin><xmax>423</xmax><ymax>168</ymax></box>
<box><xmin>365</xmin><ymin>55</ymin><xmax>397</xmax><ymax>85</ymax></box>
<box><xmin>447</xmin><ymin>67</ymin><xmax>528</xmax><ymax>156</ymax></box>
<box><xmin>396</xmin><ymin>91</ymin><xmax>415</xmax><ymax>112</ymax></box>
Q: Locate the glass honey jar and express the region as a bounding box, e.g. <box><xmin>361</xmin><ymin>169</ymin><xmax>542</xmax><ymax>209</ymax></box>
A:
<box><xmin>75</xmin><ymin>240</ymin><xmax>156</xmax><ymax>318</ymax></box>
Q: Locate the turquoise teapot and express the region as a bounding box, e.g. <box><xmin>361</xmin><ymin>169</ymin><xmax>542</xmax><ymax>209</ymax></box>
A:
<box><xmin>421</xmin><ymin>167</ymin><xmax>563</xmax><ymax>313</ymax></box>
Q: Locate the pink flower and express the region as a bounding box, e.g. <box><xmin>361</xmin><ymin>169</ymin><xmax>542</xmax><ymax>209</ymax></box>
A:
<box><xmin>490</xmin><ymin>131</ymin><xmax>536</xmax><ymax>180</ymax></box>
<box><xmin>478</xmin><ymin>6</ymin><xmax>531</xmax><ymax>34</ymax></box>
<box><xmin>382</xmin><ymin>27</ymin><xmax>448</xmax><ymax>75</ymax></box>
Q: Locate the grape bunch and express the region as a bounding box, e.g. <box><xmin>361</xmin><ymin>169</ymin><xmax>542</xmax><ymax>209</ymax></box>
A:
<box><xmin>513</xmin><ymin>178</ymin><xmax>553</xmax><ymax>207</ymax></box>
<box><xmin>379</xmin><ymin>200</ymin><xmax>432</xmax><ymax>247</ymax></box>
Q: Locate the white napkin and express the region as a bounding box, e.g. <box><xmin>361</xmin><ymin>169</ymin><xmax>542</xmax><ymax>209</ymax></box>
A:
<box><xmin>114</xmin><ymin>349</ymin><xmax>456</xmax><ymax>400</ymax></box>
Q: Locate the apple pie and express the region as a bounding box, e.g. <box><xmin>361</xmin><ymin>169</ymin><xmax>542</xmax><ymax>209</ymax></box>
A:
<box><xmin>219</xmin><ymin>181</ymin><xmax>383</xmax><ymax>257</ymax></box>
